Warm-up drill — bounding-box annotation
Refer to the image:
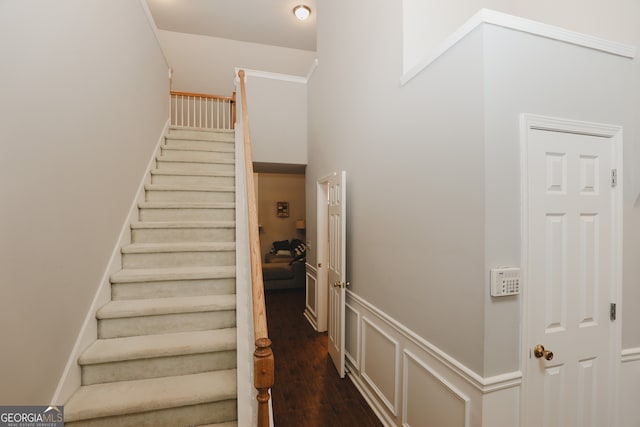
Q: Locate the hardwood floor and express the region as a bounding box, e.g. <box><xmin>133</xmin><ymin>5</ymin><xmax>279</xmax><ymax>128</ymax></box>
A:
<box><xmin>266</xmin><ymin>289</ymin><xmax>383</xmax><ymax>427</ymax></box>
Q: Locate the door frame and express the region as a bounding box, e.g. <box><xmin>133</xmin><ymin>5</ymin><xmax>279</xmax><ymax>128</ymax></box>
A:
<box><xmin>519</xmin><ymin>114</ymin><xmax>623</xmax><ymax>426</ymax></box>
<box><xmin>314</xmin><ymin>173</ymin><xmax>333</xmax><ymax>333</ymax></box>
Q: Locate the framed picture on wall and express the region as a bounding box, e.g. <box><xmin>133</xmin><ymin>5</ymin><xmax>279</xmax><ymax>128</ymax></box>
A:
<box><xmin>276</xmin><ymin>201</ymin><xmax>289</xmax><ymax>217</ymax></box>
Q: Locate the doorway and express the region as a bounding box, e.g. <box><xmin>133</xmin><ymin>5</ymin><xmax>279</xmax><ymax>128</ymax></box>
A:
<box><xmin>521</xmin><ymin>114</ymin><xmax>622</xmax><ymax>426</ymax></box>
<box><xmin>313</xmin><ymin>171</ymin><xmax>347</xmax><ymax>378</ymax></box>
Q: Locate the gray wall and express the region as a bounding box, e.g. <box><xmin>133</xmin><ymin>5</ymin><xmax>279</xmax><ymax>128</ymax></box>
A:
<box><xmin>482</xmin><ymin>25</ymin><xmax>638</xmax><ymax>375</ymax></box>
<box><xmin>246</xmin><ymin>75</ymin><xmax>308</xmax><ymax>165</ymax></box>
<box><xmin>307</xmin><ymin>1</ymin><xmax>488</xmax><ymax>375</ymax></box>
<box><xmin>0</xmin><ymin>0</ymin><xmax>169</xmax><ymax>403</ymax></box>
<box><xmin>307</xmin><ymin>0</ymin><xmax>640</xmax><ymax>378</ymax></box>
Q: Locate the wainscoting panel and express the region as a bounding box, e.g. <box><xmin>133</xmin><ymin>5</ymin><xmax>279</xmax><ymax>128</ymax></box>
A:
<box><xmin>362</xmin><ymin>317</ymin><xmax>400</xmax><ymax>416</ymax></box>
<box><xmin>345</xmin><ymin>302</ymin><xmax>360</xmax><ymax>369</ymax></box>
<box><xmin>620</xmin><ymin>347</ymin><xmax>640</xmax><ymax>427</ymax></box>
<box><xmin>345</xmin><ymin>291</ymin><xmax>522</xmax><ymax>427</ymax></box>
<box><xmin>403</xmin><ymin>350</ymin><xmax>469</xmax><ymax>427</ymax></box>
<box><xmin>304</xmin><ymin>263</ymin><xmax>318</xmax><ymax>330</ymax></box>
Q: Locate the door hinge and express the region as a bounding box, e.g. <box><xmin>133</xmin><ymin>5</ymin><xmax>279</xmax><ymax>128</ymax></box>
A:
<box><xmin>611</xmin><ymin>169</ymin><xmax>618</xmax><ymax>187</ymax></box>
<box><xmin>610</xmin><ymin>303</ymin><xmax>617</xmax><ymax>321</ymax></box>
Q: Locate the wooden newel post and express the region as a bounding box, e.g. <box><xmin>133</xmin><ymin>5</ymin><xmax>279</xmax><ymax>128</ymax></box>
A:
<box><xmin>254</xmin><ymin>337</ymin><xmax>274</xmax><ymax>427</ymax></box>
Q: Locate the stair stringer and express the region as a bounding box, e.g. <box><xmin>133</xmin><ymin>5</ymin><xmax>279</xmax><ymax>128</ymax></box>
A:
<box><xmin>50</xmin><ymin>119</ymin><xmax>170</xmax><ymax>406</ymax></box>
<box><xmin>234</xmin><ymin>119</ymin><xmax>258</xmax><ymax>427</ymax></box>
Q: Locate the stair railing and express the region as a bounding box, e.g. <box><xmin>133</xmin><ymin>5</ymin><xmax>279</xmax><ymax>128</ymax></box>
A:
<box><xmin>237</xmin><ymin>69</ymin><xmax>274</xmax><ymax>427</ymax></box>
<box><xmin>170</xmin><ymin>91</ymin><xmax>236</xmax><ymax>130</ymax></box>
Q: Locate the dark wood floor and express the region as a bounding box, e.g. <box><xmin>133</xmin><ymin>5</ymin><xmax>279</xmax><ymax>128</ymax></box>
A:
<box><xmin>266</xmin><ymin>289</ymin><xmax>383</xmax><ymax>427</ymax></box>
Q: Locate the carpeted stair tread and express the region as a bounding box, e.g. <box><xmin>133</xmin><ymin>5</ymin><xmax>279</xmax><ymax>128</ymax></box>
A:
<box><xmin>167</xmin><ymin>128</ymin><xmax>234</xmax><ymax>141</ymax></box>
<box><xmin>111</xmin><ymin>266</ymin><xmax>236</xmax><ymax>283</ymax></box>
<box><xmin>151</xmin><ymin>169</ymin><xmax>235</xmax><ymax>177</ymax></box>
<box><xmin>97</xmin><ymin>295</ymin><xmax>236</xmax><ymax>319</ymax></box>
<box><xmin>162</xmin><ymin>145</ymin><xmax>235</xmax><ymax>154</ymax></box>
<box><xmin>64</xmin><ymin>370</ymin><xmax>237</xmax><ymax>422</ymax></box>
<box><xmin>79</xmin><ymin>329</ymin><xmax>237</xmax><ymax>365</ymax></box>
<box><xmin>131</xmin><ymin>221</ymin><xmax>235</xmax><ymax>230</ymax></box>
<box><xmin>139</xmin><ymin>201</ymin><xmax>235</xmax><ymax>209</ymax></box>
<box><xmin>157</xmin><ymin>153</ymin><xmax>235</xmax><ymax>164</ymax></box>
<box><xmin>121</xmin><ymin>242</ymin><xmax>235</xmax><ymax>254</ymax></box>
<box><xmin>131</xmin><ymin>221</ymin><xmax>236</xmax><ymax>230</ymax></box>
<box><xmin>145</xmin><ymin>183</ymin><xmax>235</xmax><ymax>192</ymax></box>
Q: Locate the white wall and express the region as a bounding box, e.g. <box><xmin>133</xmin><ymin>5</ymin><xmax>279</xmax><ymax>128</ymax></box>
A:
<box><xmin>402</xmin><ymin>0</ymin><xmax>640</xmax><ymax>73</ymax></box>
<box><xmin>158</xmin><ymin>30</ymin><xmax>316</xmax><ymax>96</ymax></box>
<box><xmin>0</xmin><ymin>0</ymin><xmax>169</xmax><ymax>404</ymax></box>
<box><xmin>402</xmin><ymin>0</ymin><xmax>510</xmax><ymax>72</ymax></box>
<box><xmin>245</xmin><ymin>71</ymin><xmax>308</xmax><ymax>166</ymax></box>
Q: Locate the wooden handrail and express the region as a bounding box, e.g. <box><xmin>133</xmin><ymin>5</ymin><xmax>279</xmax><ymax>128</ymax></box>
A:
<box><xmin>238</xmin><ymin>69</ymin><xmax>274</xmax><ymax>427</ymax></box>
<box><xmin>170</xmin><ymin>90</ymin><xmax>235</xmax><ymax>102</ymax></box>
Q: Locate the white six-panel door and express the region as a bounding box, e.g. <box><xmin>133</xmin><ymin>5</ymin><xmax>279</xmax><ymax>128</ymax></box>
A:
<box><xmin>523</xmin><ymin>116</ymin><xmax>621</xmax><ymax>427</ymax></box>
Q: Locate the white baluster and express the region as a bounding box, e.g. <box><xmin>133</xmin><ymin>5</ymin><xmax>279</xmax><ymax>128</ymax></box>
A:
<box><xmin>180</xmin><ymin>95</ymin><xmax>184</xmax><ymax>127</ymax></box>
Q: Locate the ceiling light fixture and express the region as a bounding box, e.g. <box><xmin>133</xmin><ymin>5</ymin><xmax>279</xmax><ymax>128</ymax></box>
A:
<box><xmin>293</xmin><ymin>5</ymin><xmax>311</xmax><ymax>21</ymax></box>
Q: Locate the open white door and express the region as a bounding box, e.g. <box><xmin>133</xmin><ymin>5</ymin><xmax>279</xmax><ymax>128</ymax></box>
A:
<box><xmin>522</xmin><ymin>116</ymin><xmax>621</xmax><ymax>427</ymax></box>
<box><xmin>326</xmin><ymin>171</ymin><xmax>347</xmax><ymax>378</ymax></box>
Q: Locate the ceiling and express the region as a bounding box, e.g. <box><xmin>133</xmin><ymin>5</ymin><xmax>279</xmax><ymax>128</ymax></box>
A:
<box><xmin>145</xmin><ymin>0</ymin><xmax>317</xmax><ymax>52</ymax></box>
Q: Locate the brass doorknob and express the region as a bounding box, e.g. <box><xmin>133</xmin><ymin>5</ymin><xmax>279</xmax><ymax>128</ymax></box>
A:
<box><xmin>534</xmin><ymin>344</ymin><xmax>554</xmax><ymax>361</ymax></box>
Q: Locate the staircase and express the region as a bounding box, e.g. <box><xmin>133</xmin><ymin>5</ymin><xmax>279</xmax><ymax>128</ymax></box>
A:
<box><xmin>65</xmin><ymin>127</ymin><xmax>239</xmax><ymax>427</ymax></box>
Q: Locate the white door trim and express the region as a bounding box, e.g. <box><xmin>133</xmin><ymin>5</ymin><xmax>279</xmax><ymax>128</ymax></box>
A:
<box><xmin>519</xmin><ymin>113</ymin><xmax>623</xmax><ymax>427</ymax></box>
<box><xmin>315</xmin><ymin>174</ymin><xmax>333</xmax><ymax>332</ymax></box>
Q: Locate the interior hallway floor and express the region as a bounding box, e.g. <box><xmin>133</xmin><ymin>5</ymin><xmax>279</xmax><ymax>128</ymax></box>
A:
<box><xmin>265</xmin><ymin>288</ymin><xmax>384</xmax><ymax>427</ymax></box>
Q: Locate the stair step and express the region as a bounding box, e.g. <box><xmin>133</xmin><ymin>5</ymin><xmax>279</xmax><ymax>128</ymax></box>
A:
<box><xmin>64</xmin><ymin>370</ymin><xmax>237</xmax><ymax>426</ymax></box>
<box><xmin>79</xmin><ymin>329</ymin><xmax>237</xmax><ymax>385</ymax></box>
<box><xmin>156</xmin><ymin>157</ymin><xmax>235</xmax><ymax>173</ymax></box>
<box><xmin>161</xmin><ymin>145</ymin><xmax>235</xmax><ymax>160</ymax></box>
<box><xmin>121</xmin><ymin>242</ymin><xmax>235</xmax><ymax>269</ymax></box>
<box><xmin>97</xmin><ymin>295</ymin><xmax>236</xmax><ymax>338</ymax></box>
<box><xmin>159</xmin><ymin>149</ymin><xmax>234</xmax><ymax>163</ymax></box>
<box><xmin>131</xmin><ymin>221</ymin><xmax>235</xmax><ymax>244</ymax></box>
<box><xmin>111</xmin><ymin>266</ymin><xmax>236</xmax><ymax>300</ymax></box>
<box><xmin>165</xmin><ymin>138</ymin><xmax>234</xmax><ymax>152</ymax></box>
<box><xmin>160</xmin><ymin>138</ymin><xmax>236</xmax><ymax>153</ymax></box>
<box><xmin>167</xmin><ymin>127</ymin><xmax>235</xmax><ymax>142</ymax></box>
<box><xmin>145</xmin><ymin>183</ymin><xmax>235</xmax><ymax>203</ymax></box>
<box><xmin>151</xmin><ymin>169</ymin><xmax>235</xmax><ymax>187</ymax></box>
<box><xmin>139</xmin><ymin>202</ymin><xmax>235</xmax><ymax>222</ymax></box>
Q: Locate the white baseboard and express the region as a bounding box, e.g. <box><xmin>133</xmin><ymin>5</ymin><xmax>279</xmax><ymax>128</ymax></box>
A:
<box><xmin>303</xmin><ymin>309</ymin><xmax>318</xmax><ymax>331</ymax></box>
<box><xmin>50</xmin><ymin>119</ymin><xmax>169</xmax><ymax>405</ymax></box>
<box><xmin>347</xmin><ymin>370</ymin><xmax>395</xmax><ymax>427</ymax></box>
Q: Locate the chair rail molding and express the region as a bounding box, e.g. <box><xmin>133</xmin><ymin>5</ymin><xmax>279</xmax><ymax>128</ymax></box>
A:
<box><xmin>622</xmin><ymin>347</ymin><xmax>640</xmax><ymax>363</ymax></box>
